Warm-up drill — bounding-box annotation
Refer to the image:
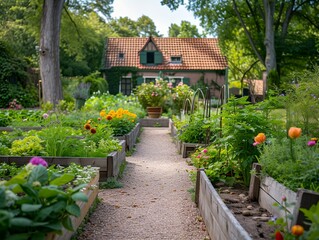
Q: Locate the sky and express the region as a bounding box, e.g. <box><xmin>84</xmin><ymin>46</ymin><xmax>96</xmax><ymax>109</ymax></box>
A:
<box><xmin>112</xmin><ymin>0</ymin><xmax>204</xmax><ymax>37</ymax></box>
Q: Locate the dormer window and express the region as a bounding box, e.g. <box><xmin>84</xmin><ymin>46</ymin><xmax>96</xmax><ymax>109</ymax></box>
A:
<box><xmin>118</xmin><ymin>53</ymin><xmax>124</xmax><ymax>59</ymax></box>
<box><xmin>171</xmin><ymin>56</ymin><xmax>182</xmax><ymax>64</ymax></box>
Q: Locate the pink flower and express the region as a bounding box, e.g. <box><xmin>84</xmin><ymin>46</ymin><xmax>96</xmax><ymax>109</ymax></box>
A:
<box><xmin>308</xmin><ymin>140</ymin><xmax>316</xmax><ymax>147</ymax></box>
<box><xmin>178</xmin><ymin>82</ymin><xmax>183</xmax><ymax>86</ymax></box>
<box><xmin>168</xmin><ymin>82</ymin><xmax>173</xmax><ymax>88</ymax></box>
<box><xmin>253</xmin><ymin>142</ymin><xmax>260</xmax><ymax>146</ymax></box>
<box><xmin>29</xmin><ymin>157</ymin><xmax>48</xmax><ymax>167</ymax></box>
<box><xmin>196</xmin><ymin>155</ymin><xmax>201</xmax><ymax>158</ymax></box>
<box><xmin>151</xmin><ymin>92</ymin><xmax>155</xmax><ymax>96</ymax></box>
<box><xmin>202</xmin><ymin>149</ymin><xmax>207</xmax><ymax>153</ymax></box>
<box><xmin>42</xmin><ymin>113</ymin><xmax>49</xmax><ymax>119</ymax></box>
<box><xmin>282</xmin><ymin>196</ymin><xmax>287</xmax><ymax>202</ymax></box>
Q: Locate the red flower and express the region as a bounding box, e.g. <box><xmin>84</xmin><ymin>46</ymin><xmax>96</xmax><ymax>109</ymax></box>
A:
<box><xmin>275</xmin><ymin>231</ymin><xmax>284</xmax><ymax>240</ymax></box>
<box><xmin>90</xmin><ymin>128</ymin><xmax>96</xmax><ymax>134</ymax></box>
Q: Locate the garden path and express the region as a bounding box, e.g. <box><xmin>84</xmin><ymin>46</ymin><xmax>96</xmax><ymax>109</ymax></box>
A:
<box><xmin>77</xmin><ymin>127</ymin><xmax>209</xmax><ymax>240</ymax></box>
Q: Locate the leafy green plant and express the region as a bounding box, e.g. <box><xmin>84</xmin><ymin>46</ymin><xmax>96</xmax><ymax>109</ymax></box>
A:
<box><xmin>10</xmin><ymin>135</ymin><xmax>46</xmax><ymax>156</ymax></box>
<box><xmin>99</xmin><ymin>178</ymin><xmax>123</xmax><ymax>189</ymax></box>
<box><xmin>0</xmin><ymin>157</ymin><xmax>97</xmax><ymax>239</ymax></box>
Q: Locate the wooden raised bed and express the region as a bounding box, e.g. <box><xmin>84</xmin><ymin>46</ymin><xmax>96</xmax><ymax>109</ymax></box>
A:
<box><xmin>116</xmin><ymin>123</ymin><xmax>140</xmax><ymax>151</ymax></box>
<box><xmin>195</xmin><ymin>169</ymin><xmax>252</xmax><ymax>240</ymax></box>
<box><xmin>46</xmin><ymin>172</ymin><xmax>100</xmax><ymax>240</ymax></box>
<box><xmin>249</xmin><ymin>163</ymin><xmax>319</xmax><ymax>229</ymax></box>
<box><xmin>139</xmin><ymin>117</ymin><xmax>169</xmax><ymax>127</ymax></box>
<box><xmin>0</xmin><ymin>140</ymin><xmax>126</xmax><ymax>182</ymax></box>
<box><xmin>181</xmin><ymin>142</ymin><xmax>206</xmax><ymax>158</ymax></box>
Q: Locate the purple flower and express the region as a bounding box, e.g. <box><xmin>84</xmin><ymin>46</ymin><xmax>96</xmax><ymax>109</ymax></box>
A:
<box><xmin>308</xmin><ymin>140</ymin><xmax>316</xmax><ymax>147</ymax></box>
<box><xmin>29</xmin><ymin>157</ymin><xmax>48</xmax><ymax>167</ymax></box>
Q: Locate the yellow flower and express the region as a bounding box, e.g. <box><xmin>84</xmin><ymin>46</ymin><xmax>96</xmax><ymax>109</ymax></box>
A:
<box><xmin>100</xmin><ymin>110</ymin><xmax>107</xmax><ymax>117</ymax></box>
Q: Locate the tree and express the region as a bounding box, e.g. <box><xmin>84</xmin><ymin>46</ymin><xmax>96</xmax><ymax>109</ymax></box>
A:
<box><xmin>162</xmin><ymin>0</ymin><xmax>319</xmax><ymax>87</ymax></box>
<box><xmin>136</xmin><ymin>15</ymin><xmax>162</xmax><ymax>37</ymax></box>
<box><xmin>168</xmin><ymin>20</ymin><xmax>202</xmax><ymax>37</ymax></box>
<box><xmin>39</xmin><ymin>0</ymin><xmax>113</xmax><ymax>105</ymax></box>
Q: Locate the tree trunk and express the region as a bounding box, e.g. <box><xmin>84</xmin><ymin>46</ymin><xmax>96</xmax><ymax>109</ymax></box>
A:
<box><xmin>39</xmin><ymin>0</ymin><xmax>64</xmax><ymax>106</ymax></box>
<box><xmin>264</xmin><ymin>0</ymin><xmax>277</xmax><ymax>74</ymax></box>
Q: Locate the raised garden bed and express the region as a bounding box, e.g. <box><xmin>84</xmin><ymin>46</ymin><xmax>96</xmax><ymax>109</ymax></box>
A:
<box><xmin>0</xmin><ymin>140</ymin><xmax>126</xmax><ymax>182</ymax></box>
<box><xmin>139</xmin><ymin>117</ymin><xmax>169</xmax><ymax>127</ymax></box>
<box><xmin>46</xmin><ymin>172</ymin><xmax>100</xmax><ymax>240</ymax></box>
<box><xmin>116</xmin><ymin>123</ymin><xmax>140</xmax><ymax>151</ymax></box>
<box><xmin>249</xmin><ymin>163</ymin><xmax>319</xmax><ymax>229</ymax></box>
<box><xmin>195</xmin><ymin>169</ymin><xmax>253</xmax><ymax>240</ymax></box>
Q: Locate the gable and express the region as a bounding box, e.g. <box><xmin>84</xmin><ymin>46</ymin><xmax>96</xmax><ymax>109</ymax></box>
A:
<box><xmin>104</xmin><ymin>37</ymin><xmax>228</xmax><ymax>71</ymax></box>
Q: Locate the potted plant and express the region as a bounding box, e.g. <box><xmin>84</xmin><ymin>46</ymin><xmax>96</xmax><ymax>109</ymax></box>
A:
<box><xmin>135</xmin><ymin>79</ymin><xmax>170</xmax><ymax>118</ymax></box>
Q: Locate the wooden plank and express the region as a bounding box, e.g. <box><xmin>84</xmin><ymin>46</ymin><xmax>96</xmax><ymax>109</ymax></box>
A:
<box><xmin>292</xmin><ymin>189</ymin><xmax>319</xmax><ymax>230</ymax></box>
<box><xmin>248</xmin><ymin>163</ymin><xmax>261</xmax><ymax>201</ymax></box>
<box><xmin>198</xmin><ymin>171</ymin><xmax>252</xmax><ymax>240</ymax></box>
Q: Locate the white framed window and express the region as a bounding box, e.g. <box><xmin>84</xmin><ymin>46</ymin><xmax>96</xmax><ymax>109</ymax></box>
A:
<box><xmin>170</xmin><ymin>56</ymin><xmax>182</xmax><ymax>64</ymax></box>
<box><xmin>119</xmin><ymin>77</ymin><xmax>132</xmax><ymax>95</ymax></box>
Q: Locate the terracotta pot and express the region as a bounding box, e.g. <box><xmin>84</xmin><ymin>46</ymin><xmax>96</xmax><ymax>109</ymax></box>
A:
<box><xmin>147</xmin><ymin>107</ymin><xmax>162</xmax><ymax>118</ymax></box>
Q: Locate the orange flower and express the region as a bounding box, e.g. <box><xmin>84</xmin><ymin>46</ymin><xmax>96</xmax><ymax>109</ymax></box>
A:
<box><xmin>106</xmin><ymin>115</ymin><xmax>113</xmax><ymax>120</ymax></box>
<box><xmin>84</xmin><ymin>123</ymin><xmax>91</xmax><ymax>130</ymax></box>
<box><xmin>291</xmin><ymin>225</ymin><xmax>304</xmax><ymax>236</ymax></box>
<box><xmin>288</xmin><ymin>127</ymin><xmax>302</xmax><ymax>139</ymax></box>
<box><xmin>90</xmin><ymin>128</ymin><xmax>96</xmax><ymax>134</ymax></box>
<box><xmin>254</xmin><ymin>133</ymin><xmax>266</xmax><ymax>144</ymax></box>
<box><xmin>100</xmin><ymin>110</ymin><xmax>106</xmax><ymax>117</ymax></box>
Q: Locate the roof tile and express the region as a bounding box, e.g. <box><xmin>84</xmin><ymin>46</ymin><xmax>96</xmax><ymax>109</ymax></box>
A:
<box><xmin>104</xmin><ymin>37</ymin><xmax>228</xmax><ymax>70</ymax></box>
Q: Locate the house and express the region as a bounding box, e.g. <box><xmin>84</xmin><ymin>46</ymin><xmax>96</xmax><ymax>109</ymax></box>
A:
<box><xmin>102</xmin><ymin>36</ymin><xmax>228</xmax><ymax>98</ymax></box>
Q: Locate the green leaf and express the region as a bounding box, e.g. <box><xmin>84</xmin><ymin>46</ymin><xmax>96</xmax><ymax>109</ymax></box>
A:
<box><xmin>66</xmin><ymin>204</ymin><xmax>81</xmax><ymax>217</ymax></box>
<box><xmin>45</xmin><ymin>222</ymin><xmax>62</xmax><ymax>231</ymax></box>
<box><xmin>20</xmin><ymin>184</ymin><xmax>38</xmax><ymax>198</ymax></box>
<box><xmin>6</xmin><ymin>233</ymin><xmax>32</xmax><ymax>240</ymax></box>
<box><xmin>0</xmin><ymin>210</ymin><xmax>12</xmax><ymax>231</ymax></box>
<box><xmin>38</xmin><ymin>186</ymin><xmax>66</xmax><ymax>198</ymax></box>
<box><xmin>0</xmin><ymin>188</ymin><xmax>6</xmax><ymax>208</ymax></box>
<box><xmin>49</xmin><ymin>173</ymin><xmax>74</xmax><ymax>186</ymax></box>
<box><xmin>11</xmin><ymin>217</ymin><xmax>33</xmax><ymax>227</ymax></box>
<box><xmin>28</xmin><ymin>165</ymin><xmax>48</xmax><ymax>185</ymax></box>
<box><xmin>62</xmin><ymin>216</ymin><xmax>74</xmax><ymax>231</ymax></box>
<box><xmin>21</xmin><ymin>203</ymin><xmax>42</xmax><ymax>212</ymax></box>
<box><xmin>71</xmin><ymin>183</ymin><xmax>87</xmax><ymax>193</ymax></box>
<box><xmin>71</xmin><ymin>192</ymin><xmax>88</xmax><ymax>202</ymax></box>
<box><xmin>37</xmin><ymin>201</ymin><xmax>66</xmax><ymax>221</ymax></box>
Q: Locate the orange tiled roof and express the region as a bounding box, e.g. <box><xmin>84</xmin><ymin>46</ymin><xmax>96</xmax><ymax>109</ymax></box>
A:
<box><xmin>104</xmin><ymin>37</ymin><xmax>228</xmax><ymax>70</ymax></box>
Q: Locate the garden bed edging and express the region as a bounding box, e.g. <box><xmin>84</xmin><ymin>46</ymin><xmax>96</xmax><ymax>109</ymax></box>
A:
<box><xmin>195</xmin><ymin>169</ymin><xmax>252</xmax><ymax>240</ymax></box>
<box><xmin>115</xmin><ymin>123</ymin><xmax>140</xmax><ymax>151</ymax></box>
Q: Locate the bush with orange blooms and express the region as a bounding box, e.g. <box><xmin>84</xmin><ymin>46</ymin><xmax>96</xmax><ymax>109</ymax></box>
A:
<box><xmin>100</xmin><ymin>108</ymin><xmax>138</xmax><ymax>136</ymax></box>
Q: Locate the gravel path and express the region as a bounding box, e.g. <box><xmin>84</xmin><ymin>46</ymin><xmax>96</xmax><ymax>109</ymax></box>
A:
<box><xmin>77</xmin><ymin>127</ymin><xmax>209</xmax><ymax>240</ymax></box>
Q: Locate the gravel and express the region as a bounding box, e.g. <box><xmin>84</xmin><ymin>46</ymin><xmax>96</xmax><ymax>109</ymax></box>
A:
<box><xmin>77</xmin><ymin>127</ymin><xmax>209</xmax><ymax>240</ymax></box>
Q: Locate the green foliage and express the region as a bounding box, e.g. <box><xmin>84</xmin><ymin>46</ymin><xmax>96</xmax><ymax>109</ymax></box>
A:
<box><xmin>99</xmin><ymin>178</ymin><xmax>123</xmax><ymax>189</ymax></box>
<box><xmin>10</xmin><ymin>136</ymin><xmax>46</xmax><ymax>156</ymax></box>
<box><xmin>258</xmin><ymin>135</ymin><xmax>319</xmax><ymax>192</ymax></box>
<box><xmin>171</xmin><ymin>83</ymin><xmax>194</xmax><ymax>116</ymax></box>
<box><xmin>300</xmin><ymin>202</ymin><xmax>319</xmax><ymax>239</ymax></box>
<box><xmin>178</xmin><ymin>112</ymin><xmax>218</xmax><ymax>144</ymax></box>
<box><xmin>168</xmin><ymin>20</ymin><xmax>203</xmax><ymax>37</ymax></box>
<box><xmin>0</xmin><ymin>160</ymin><xmax>97</xmax><ymax>238</ymax></box>
<box><xmin>83</xmin><ymin>71</ymin><xmax>108</xmax><ymax>95</ymax></box>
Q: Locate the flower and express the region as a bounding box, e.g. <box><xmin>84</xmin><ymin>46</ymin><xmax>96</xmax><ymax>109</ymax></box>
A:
<box><xmin>29</xmin><ymin>157</ymin><xmax>48</xmax><ymax>167</ymax></box>
<box><xmin>202</xmin><ymin>149</ymin><xmax>208</xmax><ymax>153</ymax></box>
<box><xmin>311</xmin><ymin>137</ymin><xmax>318</xmax><ymax>142</ymax></box>
<box><xmin>254</xmin><ymin>133</ymin><xmax>266</xmax><ymax>144</ymax></box>
<box><xmin>42</xmin><ymin>113</ymin><xmax>49</xmax><ymax>119</ymax></box>
<box><xmin>291</xmin><ymin>225</ymin><xmax>304</xmax><ymax>236</ymax></box>
<box><xmin>307</xmin><ymin>140</ymin><xmax>316</xmax><ymax>147</ymax></box>
<box><xmin>288</xmin><ymin>127</ymin><xmax>302</xmax><ymax>139</ymax></box>
<box><xmin>275</xmin><ymin>231</ymin><xmax>284</xmax><ymax>240</ymax></box>
<box><xmin>90</xmin><ymin>128</ymin><xmax>96</xmax><ymax>134</ymax></box>
<box><xmin>84</xmin><ymin>123</ymin><xmax>91</xmax><ymax>130</ymax></box>
<box><xmin>282</xmin><ymin>196</ymin><xmax>287</xmax><ymax>202</ymax></box>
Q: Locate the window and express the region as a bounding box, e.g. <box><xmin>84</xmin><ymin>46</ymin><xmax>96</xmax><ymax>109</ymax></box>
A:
<box><xmin>145</xmin><ymin>78</ymin><xmax>156</xmax><ymax>84</ymax></box>
<box><xmin>170</xmin><ymin>56</ymin><xmax>182</xmax><ymax>64</ymax></box>
<box><xmin>169</xmin><ymin>78</ymin><xmax>182</xmax><ymax>87</ymax></box>
<box><xmin>147</xmin><ymin>52</ymin><xmax>155</xmax><ymax>64</ymax></box>
<box><xmin>118</xmin><ymin>53</ymin><xmax>124</xmax><ymax>59</ymax></box>
<box><xmin>120</xmin><ymin>77</ymin><xmax>132</xmax><ymax>95</ymax></box>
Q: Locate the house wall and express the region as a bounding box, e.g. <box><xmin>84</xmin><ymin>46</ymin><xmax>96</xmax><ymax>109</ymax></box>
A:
<box><xmin>132</xmin><ymin>71</ymin><xmax>225</xmax><ymax>99</ymax></box>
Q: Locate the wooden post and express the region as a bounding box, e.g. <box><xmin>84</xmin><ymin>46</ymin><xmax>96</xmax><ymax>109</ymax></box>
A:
<box><xmin>195</xmin><ymin>168</ymin><xmax>204</xmax><ymax>206</ymax></box>
<box><xmin>248</xmin><ymin>163</ymin><xmax>262</xmax><ymax>201</ymax></box>
<box><xmin>106</xmin><ymin>156</ymin><xmax>113</xmax><ymax>178</ymax></box>
<box><xmin>292</xmin><ymin>189</ymin><xmax>319</xmax><ymax>230</ymax></box>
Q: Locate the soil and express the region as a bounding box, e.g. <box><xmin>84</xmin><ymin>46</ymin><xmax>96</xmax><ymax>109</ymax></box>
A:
<box><xmin>214</xmin><ymin>183</ymin><xmax>277</xmax><ymax>239</ymax></box>
<box><xmin>76</xmin><ymin>127</ymin><xmax>276</xmax><ymax>240</ymax></box>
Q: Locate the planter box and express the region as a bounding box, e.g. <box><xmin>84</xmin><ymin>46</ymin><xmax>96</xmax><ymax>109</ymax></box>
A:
<box><xmin>116</xmin><ymin>123</ymin><xmax>140</xmax><ymax>151</ymax></box>
<box><xmin>46</xmin><ymin>172</ymin><xmax>100</xmax><ymax>240</ymax></box>
<box><xmin>181</xmin><ymin>142</ymin><xmax>206</xmax><ymax>158</ymax></box>
<box><xmin>0</xmin><ymin>140</ymin><xmax>126</xmax><ymax>182</ymax></box>
<box><xmin>195</xmin><ymin>169</ymin><xmax>252</xmax><ymax>240</ymax></box>
<box><xmin>249</xmin><ymin>163</ymin><xmax>319</xmax><ymax>229</ymax></box>
<box><xmin>139</xmin><ymin>117</ymin><xmax>169</xmax><ymax>127</ymax></box>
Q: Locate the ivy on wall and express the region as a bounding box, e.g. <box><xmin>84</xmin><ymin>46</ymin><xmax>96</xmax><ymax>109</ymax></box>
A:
<box><xmin>103</xmin><ymin>67</ymin><xmax>139</xmax><ymax>94</ymax></box>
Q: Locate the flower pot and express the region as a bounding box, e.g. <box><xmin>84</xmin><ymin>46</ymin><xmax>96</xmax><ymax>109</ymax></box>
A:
<box><xmin>147</xmin><ymin>107</ymin><xmax>162</xmax><ymax>118</ymax></box>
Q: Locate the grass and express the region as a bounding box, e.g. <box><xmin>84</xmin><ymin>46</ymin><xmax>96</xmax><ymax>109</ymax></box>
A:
<box><xmin>99</xmin><ymin>177</ymin><xmax>123</xmax><ymax>189</ymax></box>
